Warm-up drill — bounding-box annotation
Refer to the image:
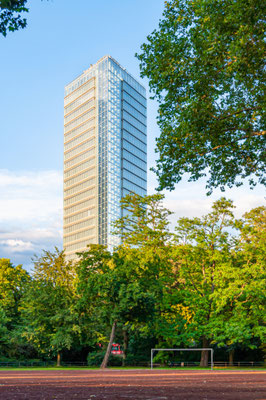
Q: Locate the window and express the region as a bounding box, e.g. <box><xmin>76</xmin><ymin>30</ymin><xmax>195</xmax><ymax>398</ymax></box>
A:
<box><xmin>64</xmin><ymin>200</ymin><xmax>95</xmax><ymax>216</ymax></box>
<box><xmin>122</xmin><ymin>150</ymin><xmax>147</xmax><ymax>171</ymax></box>
<box><xmin>64</xmin><ymin>177</ymin><xmax>95</xmax><ymax>197</ymax></box>
<box><xmin>64</xmin><ymin>148</ymin><xmax>95</xmax><ymax>169</ymax></box>
<box><xmin>122</xmin><ymin>101</ymin><xmax>146</xmax><ymax>125</ymax></box>
<box><xmin>64</xmin><ymin>227</ymin><xmax>96</xmax><ymax>243</ymax></box>
<box><xmin>64</xmin><ymin>78</ymin><xmax>95</xmax><ymax>106</ymax></box>
<box><xmin>123</xmin><ymin>140</ymin><xmax>147</xmax><ymax>160</ymax></box>
<box><xmin>64</xmin><ymin>138</ymin><xmax>95</xmax><ymax>161</ymax></box>
<box><xmin>64</xmin><ymin>188</ymin><xmax>95</xmax><ymax>206</ymax></box>
<box><xmin>64</xmin><ymin>120</ymin><xmax>95</xmax><ymax>143</ymax></box>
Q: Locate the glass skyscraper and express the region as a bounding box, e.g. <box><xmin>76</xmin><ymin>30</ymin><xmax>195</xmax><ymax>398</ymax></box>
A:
<box><xmin>63</xmin><ymin>56</ymin><xmax>147</xmax><ymax>259</ymax></box>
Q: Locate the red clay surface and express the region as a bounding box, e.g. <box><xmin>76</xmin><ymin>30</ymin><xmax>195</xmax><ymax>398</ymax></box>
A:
<box><xmin>0</xmin><ymin>369</ymin><xmax>265</xmax><ymax>400</ymax></box>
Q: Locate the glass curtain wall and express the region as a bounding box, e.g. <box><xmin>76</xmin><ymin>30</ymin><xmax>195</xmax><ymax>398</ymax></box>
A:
<box><xmin>64</xmin><ymin>56</ymin><xmax>147</xmax><ymax>256</ymax></box>
<box><xmin>98</xmin><ymin>57</ymin><xmax>147</xmax><ymax>249</ymax></box>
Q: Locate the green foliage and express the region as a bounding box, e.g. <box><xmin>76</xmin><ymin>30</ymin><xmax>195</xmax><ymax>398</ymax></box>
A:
<box><xmin>157</xmin><ymin>198</ymin><xmax>237</xmax><ymax>349</ymax></box>
<box><xmin>114</xmin><ymin>193</ymin><xmax>174</xmax><ymax>307</ymax></box>
<box><xmin>0</xmin><ymin>259</ymin><xmax>30</xmax><ymax>357</ymax></box>
<box><xmin>76</xmin><ymin>245</ymin><xmax>115</xmax><ymax>342</ymax></box>
<box><xmin>21</xmin><ymin>248</ymin><xmax>80</xmax><ymax>361</ymax></box>
<box><xmin>154</xmin><ymin>198</ymin><xmax>265</xmax><ymax>366</ymax></box>
<box><xmin>0</xmin><ymin>306</ymin><xmax>9</xmax><ymax>352</ymax></box>
<box><xmin>114</xmin><ymin>193</ymin><xmax>173</xmax><ymax>248</ymax></box>
<box><xmin>125</xmin><ymin>333</ymin><xmax>157</xmax><ymax>365</ymax></box>
<box><xmin>76</xmin><ymin>195</ymin><xmax>265</xmax><ymax>365</ymax></box>
<box><xmin>1</xmin><ymin>197</ymin><xmax>264</xmax><ymax>365</ymax></box>
<box><xmin>0</xmin><ymin>258</ymin><xmax>29</xmax><ymax>320</ymax></box>
<box><xmin>77</xmin><ymin>194</ymin><xmax>175</xmax><ymax>367</ymax></box>
<box><xmin>87</xmin><ymin>351</ymin><xmax>122</xmax><ymax>367</ymax></box>
<box><xmin>76</xmin><ymin>244</ymin><xmax>159</xmax><ymax>347</ymax></box>
<box><xmin>0</xmin><ymin>0</ymin><xmax>28</xmax><ymax>36</ymax></box>
<box><xmin>137</xmin><ymin>0</ymin><xmax>266</xmax><ymax>193</ymax></box>
<box><xmin>212</xmin><ymin>206</ymin><xmax>266</xmax><ymax>347</ymax></box>
<box><xmin>0</xmin><ymin>0</ymin><xmax>48</xmax><ymax>36</ymax></box>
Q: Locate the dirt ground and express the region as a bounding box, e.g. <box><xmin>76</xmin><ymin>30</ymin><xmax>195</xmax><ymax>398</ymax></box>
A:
<box><xmin>0</xmin><ymin>369</ymin><xmax>265</xmax><ymax>400</ymax></box>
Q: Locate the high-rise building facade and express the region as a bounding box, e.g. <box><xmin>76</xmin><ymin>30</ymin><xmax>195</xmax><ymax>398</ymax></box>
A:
<box><xmin>63</xmin><ymin>56</ymin><xmax>147</xmax><ymax>259</ymax></box>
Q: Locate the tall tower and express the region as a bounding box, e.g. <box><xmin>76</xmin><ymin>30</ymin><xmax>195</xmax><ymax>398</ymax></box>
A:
<box><xmin>63</xmin><ymin>56</ymin><xmax>147</xmax><ymax>259</ymax></box>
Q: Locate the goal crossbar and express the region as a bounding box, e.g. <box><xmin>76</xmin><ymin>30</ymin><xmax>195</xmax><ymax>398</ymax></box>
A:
<box><xmin>151</xmin><ymin>348</ymin><xmax>214</xmax><ymax>370</ymax></box>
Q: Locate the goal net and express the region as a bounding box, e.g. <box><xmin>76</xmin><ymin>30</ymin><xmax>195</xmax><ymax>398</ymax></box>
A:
<box><xmin>151</xmin><ymin>348</ymin><xmax>214</xmax><ymax>370</ymax></box>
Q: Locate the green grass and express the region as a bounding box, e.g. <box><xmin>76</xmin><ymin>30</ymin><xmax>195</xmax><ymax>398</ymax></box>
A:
<box><xmin>0</xmin><ymin>366</ymin><xmax>265</xmax><ymax>371</ymax></box>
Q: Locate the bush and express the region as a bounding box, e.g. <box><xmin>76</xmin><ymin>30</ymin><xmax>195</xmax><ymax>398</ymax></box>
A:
<box><xmin>87</xmin><ymin>351</ymin><xmax>122</xmax><ymax>367</ymax></box>
<box><xmin>0</xmin><ymin>356</ymin><xmax>17</xmax><ymax>363</ymax></box>
<box><xmin>124</xmin><ymin>353</ymin><xmax>149</xmax><ymax>366</ymax></box>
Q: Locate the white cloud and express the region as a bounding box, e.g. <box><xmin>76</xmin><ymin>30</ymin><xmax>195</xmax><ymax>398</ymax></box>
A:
<box><xmin>147</xmin><ymin>170</ymin><xmax>265</xmax><ymax>227</ymax></box>
<box><xmin>0</xmin><ymin>239</ymin><xmax>34</xmax><ymax>253</ymax></box>
<box><xmin>0</xmin><ymin>169</ymin><xmax>62</xmax><ymax>222</ymax></box>
<box><xmin>0</xmin><ymin>168</ymin><xmax>264</xmax><ymax>270</ymax></box>
<box><xmin>0</xmin><ymin>169</ymin><xmax>63</xmax><ymax>269</ymax></box>
<box><xmin>0</xmin><ymin>170</ymin><xmax>61</xmax><ymax>189</ymax></box>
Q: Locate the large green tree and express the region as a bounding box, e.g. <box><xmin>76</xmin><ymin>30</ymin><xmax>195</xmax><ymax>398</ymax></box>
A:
<box><xmin>76</xmin><ymin>245</ymin><xmax>158</xmax><ymax>369</ymax></box>
<box><xmin>114</xmin><ymin>194</ymin><xmax>174</xmax><ymax>363</ymax></box>
<box><xmin>77</xmin><ymin>194</ymin><xmax>174</xmax><ymax>368</ymax></box>
<box><xmin>114</xmin><ymin>193</ymin><xmax>173</xmax><ymax>248</ymax></box>
<box><xmin>211</xmin><ymin>206</ymin><xmax>266</xmax><ymax>362</ymax></box>
<box><xmin>0</xmin><ymin>259</ymin><xmax>29</xmax><ymax>358</ymax></box>
<box><xmin>22</xmin><ymin>248</ymin><xmax>80</xmax><ymax>366</ymax></box>
<box><xmin>137</xmin><ymin>0</ymin><xmax>266</xmax><ymax>193</ymax></box>
<box><xmin>157</xmin><ymin>198</ymin><xmax>237</xmax><ymax>366</ymax></box>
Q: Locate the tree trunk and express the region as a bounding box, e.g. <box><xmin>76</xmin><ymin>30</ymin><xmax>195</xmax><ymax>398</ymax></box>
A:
<box><xmin>57</xmin><ymin>352</ymin><xmax>61</xmax><ymax>367</ymax></box>
<box><xmin>100</xmin><ymin>320</ymin><xmax>116</xmax><ymax>369</ymax></box>
<box><xmin>229</xmin><ymin>349</ymin><xmax>234</xmax><ymax>366</ymax></box>
<box><xmin>122</xmin><ymin>329</ymin><xmax>129</xmax><ymax>367</ymax></box>
<box><xmin>200</xmin><ymin>338</ymin><xmax>209</xmax><ymax>367</ymax></box>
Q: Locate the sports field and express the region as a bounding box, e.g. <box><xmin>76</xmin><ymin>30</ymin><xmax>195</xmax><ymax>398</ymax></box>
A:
<box><xmin>0</xmin><ymin>369</ymin><xmax>265</xmax><ymax>399</ymax></box>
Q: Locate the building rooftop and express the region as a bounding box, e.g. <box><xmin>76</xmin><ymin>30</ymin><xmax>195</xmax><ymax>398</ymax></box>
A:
<box><xmin>65</xmin><ymin>55</ymin><xmax>145</xmax><ymax>95</ymax></box>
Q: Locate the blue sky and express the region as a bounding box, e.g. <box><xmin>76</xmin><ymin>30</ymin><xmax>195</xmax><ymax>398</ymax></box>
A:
<box><xmin>0</xmin><ymin>0</ymin><xmax>264</xmax><ymax>269</ymax></box>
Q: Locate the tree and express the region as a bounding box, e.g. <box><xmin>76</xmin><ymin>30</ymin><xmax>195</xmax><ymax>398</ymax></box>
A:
<box><xmin>77</xmin><ymin>195</ymin><xmax>173</xmax><ymax>368</ymax></box>
<box><xmin>0</xmin><ymin>0</ymin><xmax>48</xmax><ymax>36</ymax></box>
<box><xmin>137</xmin><ymin>0</ymin><xmax>266</xmax><ymax>194</ymax></box>
<box><xmin>211</xmin><ymin>206</ymin><xmax>266</xmax><ymax>362</ymax></box>
<box><xmin>76</xmin><ymin>245</ymin><xmax>157</xmax><ymax>369</ymax></box>
<box><xmin>114</xmin><ymin>193</ymin><xmax>175</xmax><ymax>363</ymax></box>
<box><xmin>0</xmin><ymin>258</ymin><xmax>29</xmax><ymax>320</ymax></box>
<box><xmin>0</xmin><ymin>258</ymin><xmax>29</xmax><ymax>358</ymax></box>
<box><xmin>0</xmin><ymin>0</ymin><xmax>28</xmax><ymax>36</ymax></box>
<box><xmin>114</xmin><ymin>193</ymin><xmax>173</xmax><ymax>248</ymax></box>
<box><xmin>76</xmin><ymin>245</ymin><xmax>115</xmax><ymax>369</ymax></box>
<box><xmin>22</xmin><ymin>248</ymin><xmax>79</xmax><ymax>366</ymax></box>
<box><xmin>0</xmin><ymin>306</ymin><xmax>10</xmax><ymax>356</ymax></box>
<box><xmin>161</xmin><ymin>198</ymin><xmax>237</xmax><ymax>366</ymax></box>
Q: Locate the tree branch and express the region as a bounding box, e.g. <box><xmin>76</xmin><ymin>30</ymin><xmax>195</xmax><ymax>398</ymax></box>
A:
<box><xmin>199</xmin><ymin>131</ymin><xmax>265</xmax><ymax>156</ymax></box>
<box><xmin>213</xmin><ymin>107</ymin><xmax>260</xmax><ymax>121</ymax></box>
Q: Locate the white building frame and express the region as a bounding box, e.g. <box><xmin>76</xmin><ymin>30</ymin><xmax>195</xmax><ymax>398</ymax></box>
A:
<box><xmin>151</xmin><ymin>348</ymin><xmax>214</xmax><ymax>370</ymax></box>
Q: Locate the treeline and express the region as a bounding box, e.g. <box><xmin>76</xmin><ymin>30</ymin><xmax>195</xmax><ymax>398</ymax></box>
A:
<box><xmin>0</xmin><ymin>194</ymin><xmax>265</xmax><ymax>367</ymax></box>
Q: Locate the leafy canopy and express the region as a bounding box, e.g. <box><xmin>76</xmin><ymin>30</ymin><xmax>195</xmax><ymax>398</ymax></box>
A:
<box><xmin>22</xmin><ymin>248</ymin><xmax>79</xmax><ymax>359</ymax></box>
<box><xmin>76</xmin><ymin>244</ymin><xmax>159</xmax><ymax>343</ymax></box>
<box><xmin>0</xmin><ymin>0</ymin><xmax>48</xmax><ymax>36</ymax></box>
<box><xmin>0</xmin><ymin>0</ymin><xmax>28</xmax><ymax>36</ymax></box>
<box><xmin>159</xmin><ymin>198</ymin><xmax>237</xmax><ymax>345</ymax></box>
<box><xmin>137</xmin><ymin>0</ymin><xmax>266</xmax><ymax>193</ymax></box>
<box><xmin>0</xmin><ymin>259</ymin><xmax>29</xmax><ymax>356</ymax></box>
<box><xmin>212</xmin><ymin>206</ymin><xmax>266</xmax><ymax>347</ymax></box>
<box><xmin>114</xmin><ymin>193</ymin><xmax>173</xmax><ymax>248</ymax></box>
<box><xmin>0</xmin><ymin>258</ymin><xmax>29</xmax><ymax>323</ymax></box>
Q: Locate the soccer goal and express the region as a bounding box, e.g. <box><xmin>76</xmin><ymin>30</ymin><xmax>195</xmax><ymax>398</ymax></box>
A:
<box><xmin>151</xmin><ymin>348</ymin><xmax>214</xmax><ymax>370</ymax></box>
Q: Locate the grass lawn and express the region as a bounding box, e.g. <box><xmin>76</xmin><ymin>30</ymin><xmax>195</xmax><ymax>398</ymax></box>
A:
<box><xmin>0</xmin><ymin>366</ymin><xmax>265</xmax><ymax>371</ymax></box>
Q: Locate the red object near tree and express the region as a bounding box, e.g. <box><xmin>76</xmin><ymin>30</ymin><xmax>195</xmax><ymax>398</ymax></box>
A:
<box><xmin>111</xmin><ymin>343</ymin><xmax>123</xmax><ymax>355</ymax></box>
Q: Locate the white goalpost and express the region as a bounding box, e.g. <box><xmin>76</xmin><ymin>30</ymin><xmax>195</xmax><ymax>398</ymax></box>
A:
<box><xmin>151</xmin><ymin>348</ymin><xmax>214</xmax><ymax>370</ymax></box>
